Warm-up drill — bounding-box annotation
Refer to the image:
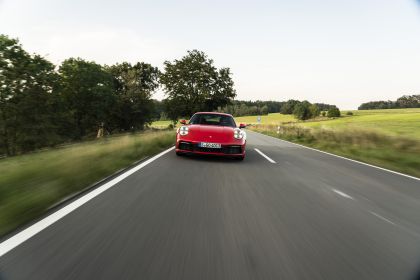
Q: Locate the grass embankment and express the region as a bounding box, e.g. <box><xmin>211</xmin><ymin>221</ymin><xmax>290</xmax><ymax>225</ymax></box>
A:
<box><xmin>0</xmin><ymin>130</ymin><xmax>175</xmax><ymax>237</ymax></box>
<box><xmin>240</xmin><ymin>109</ymin><xmax>420</xmax><ymax>177</ymax></box>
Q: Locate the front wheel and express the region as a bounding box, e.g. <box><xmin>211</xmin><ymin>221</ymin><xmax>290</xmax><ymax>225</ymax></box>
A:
<box><xmin>176</xmin><ymin>151</ymin><xmax>183</xmax><ymax>156</ymax></box>
<box><xmin>236</xmin><ymin>155</ymin><xmax>245</xmax><ymax>161</ymax></box>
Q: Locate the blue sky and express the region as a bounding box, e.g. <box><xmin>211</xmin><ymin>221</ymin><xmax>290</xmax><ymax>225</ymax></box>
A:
<box><xmin>1</xmin><ymin>0</ymin><xmax>420</xmax><ymax>109</ymax></box>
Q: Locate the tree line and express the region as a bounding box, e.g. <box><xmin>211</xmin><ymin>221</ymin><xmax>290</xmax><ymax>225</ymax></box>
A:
<box><xmin>217</xmin><ymin>100</ymin><xmax>338</xmax><ymax>119</ymax></box>
<box><xmin>1</xmin><ymin>35</ymin><xmax>236</xmax><ymax>155</ymax></box>
<box><xmin>358</xmin><ymin>95</ymin><xmax>420</xmax><ymax>110</ymax></box>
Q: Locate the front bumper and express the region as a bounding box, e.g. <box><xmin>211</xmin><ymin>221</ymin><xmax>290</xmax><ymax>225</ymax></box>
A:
<box><xmin>176</xmin><ymin>140</ymin><xmax>246</xmax><ymax>156</ymax></box>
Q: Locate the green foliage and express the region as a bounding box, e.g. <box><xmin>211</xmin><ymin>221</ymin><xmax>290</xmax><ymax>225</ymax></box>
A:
<box><xmin>309</xmin><ymin>104</ymin><xmax>320</xmax><ymax>118</ymax></box>
<box><xmin>358</xmin><ymin>94</ymin><xmax>420</xmax><ymax>110</ymax></box>
<box><xmin>321</xmin><ymin>111</ymin><xmax>326</xmax><ymax>117</ymax></box>
<box><xmin>0</xmin><ymin>34</ymin><xmax>162</xmax><ymax>155</ymax></box>
<box><xmin>217</xmin><ymin>100</ymin><xmax>281</xmax><ymax>116</ymax></box>
<box><xmin>346</xmin><ymin>111</ymin><xmax>354</xmax><ymax>116</ymax></box>
<box><xmin>160</xmin><ymin>50</ymin><xmax>236</xmax><ymax>120</ymax></box>
<box><xmin>280</xmin><ymin>99</ymin><xmax>301</xmax><ymax>114</ymax></box>
<box><xmin>293</xmin><ymin>101</ymin><xmax>313</xmax><ymax>120</ymax></box>
<box><xmin>58</xmin><ymin>58</ymin><xmax>116</xmax><ymax>139</ymax></box>
<box><xmin>0</xmin><ymin>35</ymin><xmax>60</xmax><ymax>155</ymax></box>
<box><xmin>106</xmin><ymin>62</ymin><xmax>160</xmax><ymax>131</ymax></box>
<box><xmin>327</xmin><ymin>106</ymin><xmax>341</xmax><ymax>118</ymax></box>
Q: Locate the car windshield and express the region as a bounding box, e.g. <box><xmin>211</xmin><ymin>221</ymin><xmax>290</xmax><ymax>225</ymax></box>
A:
<box><xmin>189</xmin><ymin>114</ymin><xmax>236</xmax><ymax>127</ymax></box>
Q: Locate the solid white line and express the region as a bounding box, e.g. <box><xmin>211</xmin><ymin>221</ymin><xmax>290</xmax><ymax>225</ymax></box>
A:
<box><xmin>254</xmin><ymin>148</ymin><xmax>276</xmax><ymax>163</ymax></box>
<box><xmin>332</xmin><ymin>189</ymin><xmax>354</xmax><ymax>200</ymax></box>
<box><xmin>370</xmin><ymin>211</ymin><xmax>396</xmax><ymax>225</ymax></box>
<box><xmin>0</xmin><ymin>146</ymin><xmax>175</xmax><ymax>258</ymax></box>
<box><xmin>250</xmin><ymin>131</ymin><xmax>420</xmax><ymax>181</ymax></box>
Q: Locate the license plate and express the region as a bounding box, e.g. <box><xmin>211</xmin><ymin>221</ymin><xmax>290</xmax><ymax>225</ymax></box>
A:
<box><xmin>199</xmin><ymin>142</ymin><xmax>221</xmax><ymax>148</ymax></box>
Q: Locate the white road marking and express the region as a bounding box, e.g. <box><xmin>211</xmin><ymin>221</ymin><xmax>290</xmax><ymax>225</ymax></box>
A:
<box><xmin>332</xmin><ymin>189</ymin><xmax>354</xmax><ymax>200</ymax></box>
<box><xmin>252</xmin><ymin>131</ymin><xmax>420</xmax><ymax>182</ymax></box>
<box><xmin>254</xmin><ymin>148</ymin><xmax>276</xmax><ymax>163</ymax></box>
<box><xmin>0</xmin><ymin>146</ymin><xmax>175</xmax><ymax>258</ymax></box>
<box><xmin>370</xmin><ymin>211</ymin><xmax>396</xmax><ymax>225</ymax></box>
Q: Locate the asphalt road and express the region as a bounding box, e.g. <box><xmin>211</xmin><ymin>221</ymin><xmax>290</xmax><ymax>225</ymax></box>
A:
<box><xmin>1</xmin><ymin>131</ymin><xmax>420</xmax><ymax>280</ymax></box>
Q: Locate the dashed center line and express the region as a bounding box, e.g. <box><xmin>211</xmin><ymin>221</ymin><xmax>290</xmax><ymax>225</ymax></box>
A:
<box><xmin>370</xmin><ymin>211</ymin><xmax>396</xmax><ymax>225</ymax></box>
<box><xmin>254</xmin><ymin>148</ymin><xmax>276</xmax><ymax>163</ymax></box>
<box><xmin>332</xmin><ymin>189</ymin><xmax>354</xmax><ymax>200</ymax></box>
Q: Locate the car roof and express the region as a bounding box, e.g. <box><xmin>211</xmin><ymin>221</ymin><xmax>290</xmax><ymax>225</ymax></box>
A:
<box><xmin>193</xmin><ymin>112</ymin><xmax>233</xmax><ymax>117</ymax></box>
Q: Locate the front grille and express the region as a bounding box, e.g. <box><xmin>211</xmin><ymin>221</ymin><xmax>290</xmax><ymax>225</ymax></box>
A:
<box><xmin>179</xmin><ymin>141</ymin><xmax>193</xmax><ymax>151</ymax></box>
<box><xmin>224</xmin><ymin>146</ymin><xmax>242</xmax><ymax>154</ymax></box>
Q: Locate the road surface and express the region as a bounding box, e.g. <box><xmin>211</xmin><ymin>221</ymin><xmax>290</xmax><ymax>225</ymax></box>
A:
<box><xmin>1</xmin><ymin>131</ymin><xmax>420</xmax><ymax>279</ymax></box>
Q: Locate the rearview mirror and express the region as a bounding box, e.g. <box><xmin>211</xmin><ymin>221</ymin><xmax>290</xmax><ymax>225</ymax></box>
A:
<box><xmin>179</xmin><ymin>119</ymin><xmax>187</xmax><ymax>125</ymax></box>
<box><xmin>239</xmin><ymin>123</ymin><xmax>246</xmax><ymax>129</ymax></box>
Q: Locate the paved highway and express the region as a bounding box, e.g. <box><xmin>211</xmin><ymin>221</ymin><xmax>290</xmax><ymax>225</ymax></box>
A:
<box><xmin>1</xmin><ymin>131</ymin><xmax>420</xmax><ymax>279</ymax></box>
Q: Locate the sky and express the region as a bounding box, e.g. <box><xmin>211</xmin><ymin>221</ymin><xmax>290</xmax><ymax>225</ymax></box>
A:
<box><xmin>1</xmin><ymin>0</ymin><xmax>420</xmax><ymax>109</ymax></box>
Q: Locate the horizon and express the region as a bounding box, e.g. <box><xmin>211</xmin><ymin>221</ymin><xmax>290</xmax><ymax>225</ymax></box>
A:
<box><xmin>1</xmin><ymin>0</ymin><xmax>420</xmax><ymax>109</ymax></box>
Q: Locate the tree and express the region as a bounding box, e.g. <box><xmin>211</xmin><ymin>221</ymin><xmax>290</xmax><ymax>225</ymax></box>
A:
<box><xmin>327</xmin><ymin>106</ymin><xmax>341</xmax><ymax>118</ymax></box>
<box><xmin>59</xmin><ymin>58</ymin><xmax>116</xmax><ymax>139</ymax></box>
<box><xmin>293</xmin><ymin>101</ymin><xmax>312</xmax><ymax>120</ymax></box>
<box><xmin>309</xmin><ymin>104</ymin><xmax>320</xmax><ymax>118</ymax></box>
<box><xmin>160</xmin><ymin>50</ymin><xmax>236</xmax><ymax>121</ymax></box>
<box><xmin>0</xmin><ymin>35</ymin><xmax>59</xmax><ymax>155</ymax></box>
<box><xmin>261</xmin><ymin>105</ymin><xmax>269</xmax><ymax>115</ymax></box>
<box><xmin>107</xmin><ymin>62</ymin><xmax>160</xmax><ymax>131</ymax></box>
<box><xmin>280</xmin><ymin>100</ymin><xmax>300</xmax><ymax>114</ymax></box>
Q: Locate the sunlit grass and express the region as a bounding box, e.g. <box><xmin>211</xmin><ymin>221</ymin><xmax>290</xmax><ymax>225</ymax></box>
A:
<box><xmin>0</xmin><ymin>130</ymin><xmax>175</xmax><ymax>237</ymax></box>
<box><xmin>235</xmin><ymin>113</ymin><xmax>296</xmax><ymax>125</ymax></box>
<box><xmin>150</xmin><ymin>120</ymin><xmax>172</xmax><ymax>128</ymax></box>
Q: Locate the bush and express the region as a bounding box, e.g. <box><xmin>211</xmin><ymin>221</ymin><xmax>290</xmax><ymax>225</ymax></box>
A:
<box><xmin>327</xmin><ymin>107</ymin><xmax>341</xmax><ymax>118</ymax></box>
<box><xmin>293</xmin><ymin>101</ymin><xmax>312</xmax><ymax>120</ymax></box>
<box><xmin>321</xmin><ymin>111</ymin><xmax>326</xmax><ymax>117</ymax></box>
<box><xmin>346</xmin><ymin>111</ymin><xmax>354</xmax><ymax>116</ymax></box>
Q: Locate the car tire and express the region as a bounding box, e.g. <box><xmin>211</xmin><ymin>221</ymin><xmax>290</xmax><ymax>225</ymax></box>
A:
<box><xmin>236</xmin><ymin>156</ymin><xmax>245</xmax><ymax>161</ymax></box>
<box><xmin>176</xmin><ymin>151</ymin><xmax>183</xmax><ymax>156</ymax></box>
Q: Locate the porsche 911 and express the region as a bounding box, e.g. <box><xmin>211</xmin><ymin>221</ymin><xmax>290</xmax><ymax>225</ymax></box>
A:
<box><xmin>175</xmin><ymin>112</ymin><xmax>246</xmax><ymax>160</ymax></box>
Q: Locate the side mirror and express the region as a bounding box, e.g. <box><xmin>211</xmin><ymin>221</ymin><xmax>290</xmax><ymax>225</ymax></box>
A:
<box><xmin>239</xmin><ymin>123</ymin><xmax>246</xmax><ymax>129</ymax></box>
<box><xmin>179</xmin><ymin>119</ymin><xmax>187</xmax><ymax>125</ymax></box>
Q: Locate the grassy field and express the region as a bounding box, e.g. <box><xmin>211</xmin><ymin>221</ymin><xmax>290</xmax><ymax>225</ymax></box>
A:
<box><xmin>150</xmin><ymin>120</ymin><xmax>172</xmax><ymax>128</ymax></box>
<box><xmin>0</xmin><ymin>130</ymin><xmax>175</xmax><ymax>237</ymax></box>
<box><xmin>236</xmin><ymin>108</ymin><xmax>420</xmax><ymax>141</ymax></box>
<box><xmin>247</xmin><ymin>108</ymin><xmax>420</xmax><ymax>178</ymax></box>
<box><xmin>303</xmin><ymin>108</ymin><xmax>420</xmax><ymax>140</ymax></box>
<box><xmin>235</xmin><ymin>114</ymin><xmax>296</xmax><ymax>125</ymax></box>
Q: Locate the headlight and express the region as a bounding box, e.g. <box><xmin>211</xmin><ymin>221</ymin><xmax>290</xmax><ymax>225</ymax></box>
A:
<box><xmin>233</xmin><ymin>128</ymin><xmax>244</xmax><ymax>139</ymax></box>
<box><xmin>179</xmin><ymin>126</ymin><xmax>189</xmax><ymax>136</ymax></box>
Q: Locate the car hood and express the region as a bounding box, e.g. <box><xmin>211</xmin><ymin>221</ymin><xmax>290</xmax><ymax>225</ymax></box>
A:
<box><xmin>187</xmin><ymin>125</ymin><xmax>235</xmax><ymax>142</ymax></box>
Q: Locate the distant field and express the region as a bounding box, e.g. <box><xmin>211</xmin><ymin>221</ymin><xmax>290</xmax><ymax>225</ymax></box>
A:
<box><xmin>302</xmin><ymin>108</ymin><xmax>420</xmax><ymax>140</ymax></box>
<box><xmin>236</xmin><ymin>109</ymin><xmax>420</xmax><ymax>140</ymax></box>
<box><xmin>248</xmin><ymin>108</ymin><xmax>420</xmax><ymax>178</ymax></box>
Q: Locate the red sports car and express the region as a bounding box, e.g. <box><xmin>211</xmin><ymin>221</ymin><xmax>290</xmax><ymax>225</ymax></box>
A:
<box><xmin>175</xmin><ymin>112</ymin><xmax>247</xmax><ymax>160</ymax></box>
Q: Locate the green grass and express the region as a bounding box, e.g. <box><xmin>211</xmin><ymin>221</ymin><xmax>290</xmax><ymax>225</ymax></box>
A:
<box><xmin>0</xmin><ymin>130</ymin><xmax>175</xmax><ymax>237</ymax></box>
<box><xmin>150</xmin><ymin>120</ymin><xmax>172</xmax><ymax>128</ymax></box>
<box><xmin>302</xmin><ymin>108</ymin><xmax>420</xmax><ymax>140</ymax></box>
<box><xmin>235</xmin><ymin>113</ymin><xmax>296</xmax><ymax>125</ymax></box>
